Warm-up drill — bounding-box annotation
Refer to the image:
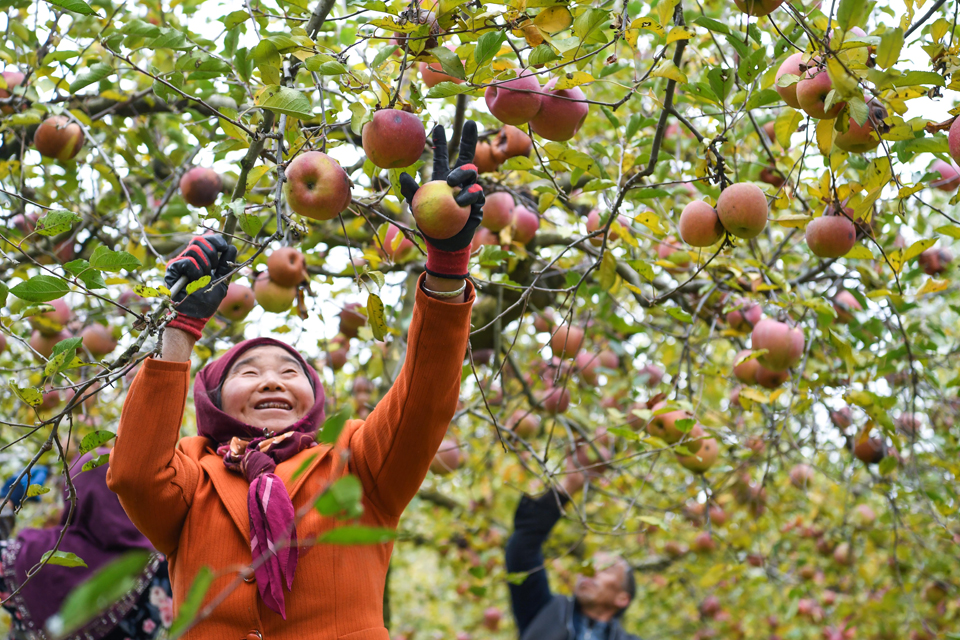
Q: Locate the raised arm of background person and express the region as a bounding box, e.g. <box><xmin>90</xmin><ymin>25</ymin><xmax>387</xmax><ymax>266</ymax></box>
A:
<box><xmin>505</xmin><ymin>486</ymin><xmax>573</xmax><ymax>636</ymax></box>
<box><xmin>345</xmin><ymin>273</ymin><xmax>474</xmax><ymax>518</ymax></box>
<box><xmin>106</xmin><ymin>327</ymin><xmax>201</xmax><ymax>555</ymax></box>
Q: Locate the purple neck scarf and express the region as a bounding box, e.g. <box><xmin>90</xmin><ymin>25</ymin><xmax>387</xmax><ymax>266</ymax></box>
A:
<box><xmin>12</xmin><ymin>450</ymin><xmax>154</xmax><ymax>632</ymax></box>
<box><xmin>194</xmin><ymin>338</ymin><xmax>326</xmax><ymax>618</ymax></box>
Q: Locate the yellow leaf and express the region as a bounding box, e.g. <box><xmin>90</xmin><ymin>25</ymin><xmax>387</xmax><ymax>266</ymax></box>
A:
<box><xmin>826</xmin><ymin>57</ymin><xmax>860</xmax><ymax>97</ymax></box>
<box><xmin>666</xmin><ymin>27</ymin><xmax>695</xmax><ymax>44</ymax></box>
<box><xmin>775</xmin><ymin>109</ymin><xmax>803</xmax><ymax>149</ymax></box>
<box><xmin>245</xmin><ymin>164</ymin><xmax>273</xmax><ymax>192</ymax></box>
<box><xmin>915</xmin><ymin>278</ymin><xmax>949</xmax><ymax>297</ymax></box>
<box><xmin>633</xmin><ymin>211</ymin><xmax>666</xmax><ymax>235</ymax></box>
<box><xmin>533</xmin><ymin>6</ymin><xmax>572</xmax><ymax>33</ymax></box>
<box><xmin>554</xmin><ymin>72</ymin><xmax>594</xmax><ymax>91</ymax></box>
<box><xmin>887</xmin><ymin>248</ymin><xmax>904</xmax><ymax>274</ymax></box>
<box><xmin>366</xmin><ymin>293</ymin><xmax>388</xmax><ymax>341</ymax></box>
<box><xmin>862</xmin><ymin>158</ymin><xmax>892</xmax><ymax>192</ymax></box>
<box><xmin>657</xmin><ymin>0</ymin><xmax>679</xmax><ymax>28</ymax></box>
<box><xmin>898</xmin><ymin>183</ymin><xmax>924</xmax><ymax>198</ymax></box>
<box><xmin>816</xmin><ymin>118</ymin><xmax>835</xmax><ymax>156</ymax></box>
<box><xmin>772</xmin><ymin>214</ymin><xmax>811</xmax><ymax>228</ymax></box>
<box><xmin>844</xmin><ymin>244</ymin><xmax>873</xmax><ymax>259</ymax></box>
<box><xmin>738</xmin><ymin>387</ymin><xmax>769</xmax><ymax>404</ymax></box>
<box><xmin>903</xmin><ymin>238</ymin><xmax>936</xmax><ymax>263</ymax></box>
<box><xmin>651</xmin><ymin>61</ymin><xmax>687</xmax><ymax>83</ymax></box>
<box><xmin>628</xmin><ymin>17</ymin><xmax>665</xmax><ymax>38</ymax></box>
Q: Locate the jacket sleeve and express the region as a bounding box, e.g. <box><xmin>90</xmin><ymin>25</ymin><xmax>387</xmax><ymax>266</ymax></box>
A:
<box><xmin>106</xmin><ymin>357</ymin><xmax>199</xmax><ymax>555</ymax></box>
<box><xmin>505</xmin><ymin>490</ymin><xmax>570</xmax><ymax>636</ymax></box>
<box><xmin>347</xmin><ymin>274</ymin><xmax>474</xmax><ymax>518</ymax></box>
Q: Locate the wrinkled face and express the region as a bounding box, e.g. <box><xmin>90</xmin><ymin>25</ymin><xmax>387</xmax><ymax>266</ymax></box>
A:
<box><xmin>573</xmin><ymin>551</ymin><xmax>630</xmax><ymax>612</ymax></box>
<box><xmin>220</xmin><ymin>346</ymin><xmax>315</xmax><ymax>433</ymax></box>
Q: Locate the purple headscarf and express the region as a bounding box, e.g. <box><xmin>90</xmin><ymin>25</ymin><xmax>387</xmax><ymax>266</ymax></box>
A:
<box><xmin>194</xmin><ymin>337</ymin><xmax>326</xmax><ymax>618</ymax></box>
<box><xmin>11</xmin><ymin>450</ymin><xmax>154</xmax><ymax>631</ymax></box>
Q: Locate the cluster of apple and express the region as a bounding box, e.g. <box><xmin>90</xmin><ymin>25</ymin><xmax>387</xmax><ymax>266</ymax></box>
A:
<box><xmin>731</xmin><ymin>315</ymin><xmax>806</xmax><ymax>391</ymax></box>
<box><xmin>484</xmin><ymin>68</ymin><xmax>589</xmax><ymax>142</ymax></box>
<box><xmin>8</xmin><ymin>65</ymin><xmax>85</xmax><ymax>162</ymax></box>
<box><xmin>25</xmin><ymin>299</ymin><xmax>117</xmax><ymax>361</ymax></box>
<box><xmin>473</xmin><ymin>125</ymin><xmax>533</xmax><ymax>174</ymax></box>
<box><xmin>678</xmin><ymin>182</ymin><xmax>769</xmax><ymax>248</ymax></box>
<box><xmin>324</xmin><ymin>302</ymin><xmax>367</xmax><ymax>372</ymax></box>
<box><xmin>470</xmin><ymin>191</ymin><xmax>540</xmax><ymax>250</ymax></box>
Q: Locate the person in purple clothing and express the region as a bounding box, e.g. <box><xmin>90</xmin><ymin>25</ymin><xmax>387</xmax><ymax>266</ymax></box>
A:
<box><xmin>0</xmin><ymin>451</ymin><xmax>172</xmax><ymax>640</ymax></box>
<box><xmin>505</xmin><ymin>459</ymin><xmax>640</xmax><ymax>640</ymax></box>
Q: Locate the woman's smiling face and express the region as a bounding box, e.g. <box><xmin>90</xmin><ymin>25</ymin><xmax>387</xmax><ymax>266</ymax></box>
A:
<box><xmin>220</xmin><ymin>346</ymin><xmax>315</xmax><ymax>433</ymax></box>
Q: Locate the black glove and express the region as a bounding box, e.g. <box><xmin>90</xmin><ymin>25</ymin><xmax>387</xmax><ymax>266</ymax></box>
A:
<box><xmin>399</xmin><ymin>121</ymin><xmax>485</xmax><ymax>253</ymax></box>
<box><xmin>164</xmin><ymin>234</ymin><xmax>237</xmax><ymax>320</ymax></box>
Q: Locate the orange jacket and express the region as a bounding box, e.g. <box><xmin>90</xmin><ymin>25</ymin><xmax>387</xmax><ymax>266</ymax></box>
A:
<box><xmin>107</xmin><ymin>279</ymin><xmax>473</xmax><ymax>640</ymax></box>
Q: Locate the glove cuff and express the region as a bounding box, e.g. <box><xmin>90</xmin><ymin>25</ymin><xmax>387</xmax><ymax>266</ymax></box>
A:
<box><xmin>425</xmin><ymin>245</ymin><xmax>471</xmax><ymax>279</ymax></box>
<box><xmin>167</xmin><ymin>314</ymin><xmax>208</xmax><ymax>341</ymax></box>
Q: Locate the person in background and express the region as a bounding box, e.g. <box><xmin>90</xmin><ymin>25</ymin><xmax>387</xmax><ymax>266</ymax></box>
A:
<box><xmin>505</xmin><ymin>458</ymin><xmax>641</xmax><ymax>640</ymax></box>
<box><xmin>0</xmin><ymin>450</ymin><xmax>171</xmax><ymax>640</ymax></box>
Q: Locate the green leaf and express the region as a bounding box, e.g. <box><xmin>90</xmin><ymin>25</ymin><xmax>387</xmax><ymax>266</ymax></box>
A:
<box><xmin>26</xmin><ymin>484</ymin><xmax>50</xmax><ymax>497</ymax></box>
<box><xmin>81</xmin><ymin>453</ymin><xmax>110</xmax><ymax>472</ymax></box>
<box><xmin>223</xmin><ymin>9</ymin><xmax>250</xmax><ymax>29</ymax></box>
<box><xmin>424</xmin><ymin>82</ymin><xmax>475</xmax><ymax>99</ymax></box>
<box><xmin>349</xmin><ymin>102</ymin><xmax>371</xmax><ymax>134</ymax></box>
<box><xmin>44</xmin><ymin>349</ymin><xmax>72</xmax><ymax>378</ymax></box>
<box><xmin>10</xmin><ymin>382</ymin><xmax>43</xmax><ymax>407</ymax></box>
<box><xmin>836</xmin><ymin>0</ymin><xmax>867</xmax><ymax>32</ymax></box>
<box><xmin>56</xmin><ymin>552</ymin><xmax>150</xmax><ymax>636</ymax></box>
<box><xmin>573</xmin><ymin>8</ymin><xmax>608</xmax><ymax>41</ymax></box>
<box><xmin>185</xmin><ymin>275</ymin><xmax>211</xmax><ymax>295</ymax></box>
<box><xmin>692</xmin><ymin>16</ymin><xmax>731</xmax><ymax>36</ymax></box>
<box><xmin>366</xmin><ymin>293</ymin><xmax>388</xmax><ymax>340</ymax></box>
<box><xmin>428</xmin><ymin>46</ymin><xmax>466</xmax><ymax>80</ymax></box>
<box><xmin>666</xmin><ymin>307</ymin><xmax>692</xmax><ymax>323</ymax></box>
<box><xmin>315</xmin><ymin>475</ymin><xmax>364</xmax><ymax>518</ymax></box>
<box><xmin>89</xmin><ymin>246</ymin><xmax>142</xmax><ymax>271</ymax></box>
<box><xmin>478</xmin><ymin>244</ymin><xmax>512</xmax><ymax>267</ymax></box>
<box><xmin>318</xmin><ymin>406</ymin><xmax>352</xmax><ymax>444</ymax></box>
<box><xmin>876</xmin><ymin>29</ymin><xmax>903</xmax><ymax>70</ymax></box>
<box><xmin>79</xmin><ymin>430</ymin><xmax>116</xmax><ymax>455</ymax></box>
<box><xmin>51</xmin><ymin>336</ymin><xmax>83</xmax><ymax>357</ymax></box>
<box><xmin>529</xmin><ymin>44</ymin><xmax>560</xmax><ymax>67</ymax></box>
<box><xmin>291</xmin><ymin>453</ymin><xmax>318</xmax><ymax>482</ymax></box>
<box><xmin>42</xmin><ymin>550</ymin><xmax>87</xmax><ymax>567</ymax></box>
<box><xmin>316</xmin><ymin>61</ymin><xmax>348</xmax><ymax>75</ymax></box>
<box><xmin>238</xmin><ymin>212</ymin><xmax>264</xmax><ymax>238</ymax></box>
<box><xmin>599</xmin><ymin>251</ymin><xmax>618</xmax><ymax>290</ymax></box>
<box><xmin>878</xmin><ymin>455</ymin><xmax>898</xmax><ymax>475</ymax></box>
<box><xmin>11</xmin><ymin>275</ymin><xmax>70</xmax><ymax>302</ymax></box>
<box><xmin>69</xmin><ymin>63</ymin><xmax>113</xmax><ymax>93</ymax></box>
<box><xmin>43</xmin><ymin>0</ymin><xmax>98</xmax><ymax>15</ymax></box>
<box><xmin>474</xmin><ymin>31</ymin><xmax>507</xmax><ymax>69</ymax></box>
<box><xmin>257</xmin><ymin>85</ymin><xmax>314</xmax><ymax>119</ymax></box>
<box><xmin>149</xmin><ymin>28</ymin><xmax>191</xmax><ymax>51</ymax></box>
<box><xmin>318</xmin><ymin>525</ymin><xmax>397</xmax><ymax>545</ymax></box>
<box><xmin>121</xmin><ymin>18</ymin><xmax>161</xmax><ymax>37</ymax></box>
<box><xmin>35</xmin><ymin>210</ymin><xmax>80</xmax><ymax>236</ymax></box>
<box><xmin>169</xmin><ymin>566</ymin><xmax>214</xmax><ymax>639</ymax></box>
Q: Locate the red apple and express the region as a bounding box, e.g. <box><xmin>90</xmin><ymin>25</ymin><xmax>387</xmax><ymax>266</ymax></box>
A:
<box><xmin>79</xmin><ymin>324</ymin><xmax>117</xmax><ymax>357</ymax></box>
<box><xmin>218</xmin><ymin>283</ymin><xmax>256</xmax><ymax>321</ymax></box>
<box><xmin>508</xmin><ymin>410</ymin><xmax>540</xmax><ymax>438</ymax></box>
<box><xmin>419</xmin><ymin>45</ymin><xmax>463</xmax><ymax>87</ymax></box>
<box><xmin>473</xmin><ymin>142</ymin><xmax>501</xmax><ymax>174</ymax></box>
<box><xmin>929</xmin><ymin>159</ymin><xmax>960</xmax><ymax>191</ymax></box>
<box><xmin>362</xmin><ymin>110</ymin><xmax>426</xmax><ymax>169</ymax></box>
<box><xmin>529</xmin><ymin>77</ymin><xmax>589</xmax><ymax>142</ymax></box>
<box><xmin>835</xmin><ymin>99</ymin><xmax>887</xmax><ymax>153</ymax></box>
<box><xmin>253</xmin><ymin>273</ymin><xmax>297</xmax><ymax>313</ymax></box>
<box><xmin>734</xmin><ymin>0</ymin><xmax>784</xmax><ymax>16</ymax></box>
<box><xmin>284</xmin><ymin>151</ymin><xmax>352</xmax><ymax>221</ymax></box>
<box><xmin>0</xmin><ymin>70</ymin><xmax>25</xmax><ymax>113</ymax></box>
<box><xmin>412</xmin><ymin>181</ymin><xmax>471</xmax><ymax>240</ymax></box>
<box><xmin>338</xmin><ymin>302</ymin><xmax>366</xmax><ymax>338</ymax></box>
<box><xmin>491</xmin><ymin>125</ymin><xmax>533</xmax><ymax>161</ymax></box>
<box><xmin>733</xmin><ymin>350</ymin><xmax>760</xmax><ymax>384</ymax></box>
<box><xmin>30</xmin><ymin>330</ymin><xmax>70</xmax><ymax>359</ymax></box>
<box><xmin>481</xmin><ymin>192</ymin><xmax>515</xmax><ymax>232</ymax></box>
<box><xmin>806</xmin><ymin>210</ymin><xmax>856</xmax><ymax>258</ymax></box>
<box><xmin>585</xmin><ymin>210</ymin><xmax>629</xmax><ymax>246</ymax></box>
<box><xmin>511</xmin><ymin>205</ymin><xmax>540</xmax><ymax>244</ymax></box>
<box><xmin>29</xmin><ymin>299</ymin><xmax>71</xmax><ymax>336</ymax></box>
<box><xmin>540</xmin><ymin>385</ymin><xmax>571</xmax><ymax>414</ymax></box>
<box><xmin>679</xmin><ymin>200</ymin><xmax>725</xmax><ymax>247</ymax></box>
<box><xmin>484</xmin><ymin>68</ymin><xmax>542</xmax><ymax>126</ymax></box>
<box><xmin>716</xmin><ymin>183</ymin><xmax>768</xmax><ymax>239</ymax></box>
<box><xmin>482</xmin><ymin>607</ymin><xmax>502</xmax><ymax>631</ymax></box>
<box><xmin>430</xmin><ymin>438</ymin><xmax>462</xmax><ymax>475</ymax></box>
<box><xmin>918</xmin><ymin>247</ymin><xmax>952</xmax><ymax>275</ymax></box>
<box><xmin>797</xmin><ymin>64</ymin><xmax>846</xmax><ymax>119</ymax></box>
<box><xmin>789</xmin><ymin>463</ymin><xmax>815</xmax><ymax>488</ymax></box>
<box><xmin>266</xmin><ymin>247</ymin><xmax>307</xmax><ymax>287</ymax></box>
<box><xmin>551</xmin><ymin>324</ymin><xmax>584</xmax><ymax>358</ymax></box>
<box><xmin>34</xmin><ymin>115</ymin><xmax>85</xmax><ymax>161</ymax></box>
<box><xmin>692</xmin><ymin>531</ymin><xmax>716</xmax><ymax>553</ymax></box>
<box><xmin>775</xmin><ymin>53</ymin><xmax>805</xmax><ymax>110</ymax></box>
<box><xmin>833</xmin><ymin>290</ymin><xmax>862</xmax><ymax>323</ymax></box>
<box><xmin>726</xmin><ymin>299</ymin><xmax>762</xmax><ymax>331</ymax></box>
<box><xmin>380</xmin><ymin>225</ymin><xmax>416</xmax><ymax>260</ymax></box>
<box><xmin>638</xmin><ymin>364</ymin><xmax>664</xmax><ymax>387</ymax></box>
<box><xmin>179</xmin><ymin>167</ymin><xmax>222</xmax><ymax>207</ymax></box>
<box><xmin>751</xmin><ymin>318</ymin><xmax>804</xmax><ymax>371</ymax></box>
<box><xmin>471</xmin><ymin>227</ymin><xmax>498</xmax><ymax>252</ymax></box>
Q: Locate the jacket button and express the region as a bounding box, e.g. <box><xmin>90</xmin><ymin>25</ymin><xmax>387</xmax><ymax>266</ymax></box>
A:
<box><xmin>245</xmin><ymin>632</ymin><xmax>262</xmax><ymax>640</ymax></box>
<box><xmin>243</xmin><ymin>573</ymin><xmax>255</xmax><ymax>583</ymax></box>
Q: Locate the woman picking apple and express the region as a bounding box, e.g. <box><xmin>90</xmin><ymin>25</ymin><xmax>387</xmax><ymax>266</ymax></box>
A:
<box><xmin>107</xmin><ymin>123</ymin><xmax>484</xmax><ymax>638</ymax></box>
